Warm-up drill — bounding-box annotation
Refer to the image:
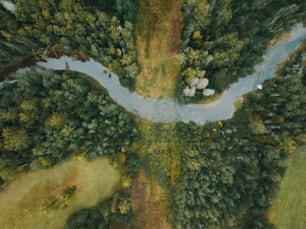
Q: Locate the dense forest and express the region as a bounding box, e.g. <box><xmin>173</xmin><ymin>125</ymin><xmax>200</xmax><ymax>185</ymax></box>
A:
<box><xmin>176</xmin><ymin>0</ymin><xmax>306</xmax><ymax>103</ymax></box>
<box><xmin>1</xmin><ymin>0</ymin><xmax>305</xmax><ymax>96</ymax></box>
<box><xmin>0</xmin><ymin>64</ymin><xmax>141</xmax><ymax>226</ymax></box>
<box><xmin>170</xmin><ymin>42</ymin><xmax>306</xmax><ymax>228</ymax></box>
<box><xmin>0</xmin><ymin>69</ymin><xmax>139</xmax><ymax>183</ymax></box>
<box><xmin>0</xmin><ymin>0</ymin><xmax>139</xmax><ymax>88</ymax></box>
<box><xmin>1</xmin><ymin>0</ymin><xmax>306</xmax><ymax>228</ymax></box>
<box><xmin>63</xmin><ymin>43</ymin><xmax>306</xmax><ymax>228</ymax></box>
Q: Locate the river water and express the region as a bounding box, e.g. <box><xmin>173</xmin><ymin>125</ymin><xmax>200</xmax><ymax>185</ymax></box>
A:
<box><xmin>3</xmin><ymin>24</ymin><xmax>306</xmax><ymax>125</ymax></box>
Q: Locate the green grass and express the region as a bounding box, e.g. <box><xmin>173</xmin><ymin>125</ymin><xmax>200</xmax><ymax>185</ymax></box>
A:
<box><xmin>131</xmin><ymin>1</ymin><xmax>182</xmax><ymax>227</ymax></box>
<box><xmin>137</xmin><ymin>120</ymin><xmax>181</xmax><ymax>187</ymax></box>
<box><xmin>0</xmin><ymin>157</ymin><xmax>120</xmax><ymax>229</ymax></box>
<box><xmin>268</xmin><ymin>145</ymin><xmax>306</xmax><ymax>229</ymax></box>
<box><xmin>135</xmin><ymin>0</ymin><xmax>181</xmax><ymax>99</ymax></box>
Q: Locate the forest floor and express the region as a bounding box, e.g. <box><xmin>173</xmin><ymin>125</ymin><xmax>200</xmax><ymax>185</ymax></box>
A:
<box><xmin>0</xmin><ymin>157</ymin><xmax>120</xmax><ymax>229</ymax></box>
<box><xmin>135</xmin><ymin>0</ymin><xmax>181</xmax><ymax>99</ymax></box>
<box><xmin>268</xmin><ymin>145</ymin><xmax>306</xmax><ymax>229</ymax></box>
<box><xmin>132</xmin><ymin>1</ymin><xmax>182</xmax><ymax>228</ymax></box>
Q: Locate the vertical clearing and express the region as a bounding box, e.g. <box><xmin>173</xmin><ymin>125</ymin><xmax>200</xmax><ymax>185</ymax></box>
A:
<box><xmin>135</xmin><ymin>0</ymin><xmax>181</xmax><ymax>99</ymax></box>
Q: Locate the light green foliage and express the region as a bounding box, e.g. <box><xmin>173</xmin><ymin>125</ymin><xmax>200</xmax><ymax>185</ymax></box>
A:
<box><xmin>42</xmin><ymin>185</ymin><xmax>77</xmax><ymax>212</ymax></box>
<box><xmin>2</xmin><ymin>127</ymin><xmax>30</xmax><ymax>151</ymax></box>
<box><xmin>0</xmin><ymin>108</ymin><xmax>18</xmax><ymax>122</ymax></box>
<box><xmin>249</xmin><ymin>114</ymin><xmax>266</xmax><ymax>135</ymax></box>
<box><xmin>269</xmin><ymin>146</ymin><xmax>306</xmax><ymax>229</ymax></box>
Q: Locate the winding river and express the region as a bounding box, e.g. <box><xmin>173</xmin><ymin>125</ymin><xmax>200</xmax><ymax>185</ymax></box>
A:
<box><xmin>3</xmin><ymin>24</ymin><xmax>306</xmax><ymax>125</ymax></box>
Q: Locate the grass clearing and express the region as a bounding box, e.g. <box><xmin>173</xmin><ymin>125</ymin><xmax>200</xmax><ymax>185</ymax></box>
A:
<box><xmin>135</xmin><ymin>0</ymin><xmax>181</xmax><ymax>99</ymax></box>
<box><xmin>268</xmin><ymin>145</ymin><xmax>306</xmax><ymax>229</ymax></box>
<box><xmin>0</xmin><ymin>157</ymin><xmax>120</xmax><ymax>229</ymax></box>
<box><xmin>132</xmin><ymin>1</ymin><xmax>182</xmax><ymax>227</ymax></box>
<box><xmin>131</xmin><ymin>120</ymin><xmax>181</xmax><ymax>229</ymax></box>
<box><xmin>131</xmin><ymin>168</ymin><xmax>171</xmax><ymax>229</ymax></box>
<box><xmin>137</xmin><ymin>120</ymin><xmax>181</xmax><ymax>186</ymax></box>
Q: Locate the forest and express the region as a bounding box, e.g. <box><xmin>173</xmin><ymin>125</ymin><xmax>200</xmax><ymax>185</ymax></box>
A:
<box><xmin>0</xmin><ymin>0</ymin><xmax>306</xmax><ymax>228</ymax></box>
<box><xmin>0</xmin><ymin>69</ymin><xmax>139</xmax><ymax>181</ymax></box>
<box><xmin>176</xmin><ymin>0</ymin><xmax>306</xmax><ymax>103</ymax></box>
<box><xmin>1</xmin><ymin>0</ymin><xmax>305</xmax><ymax>96</ymax></box>
<box><xmin>0</xmin><ymin>0</ymin><xmax>139</xmax><ymax>88</ymax></box>
<box><xmin>63</xmin><ymin>42</ymin><xmax>306</xmax><ymax>228</ymax></box>
<box><xmin>170</xmin><ymin>41</ymin><xmax>306</xmax><ymax>228</ymax></box>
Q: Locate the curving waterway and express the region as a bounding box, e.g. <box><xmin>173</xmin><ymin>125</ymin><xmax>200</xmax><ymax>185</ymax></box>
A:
<box><xmin>3</xmin><ymin>24</ymin><xmax>306</xmax><ymax>125</ymax></box>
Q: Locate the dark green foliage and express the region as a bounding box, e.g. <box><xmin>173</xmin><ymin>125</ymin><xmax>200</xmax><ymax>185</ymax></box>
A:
<box><xmin>114</xmin><ymin>0</ymin><xmax>138</xmax><ymax>23</ymax></box>
<box><xmin>0</xmin><ymin>0</ymin><xmax>139</xmax><ymax>89</ymax></box>
<box><xmin>171</xmin><ymin>44</ymin><xmax>306</xmax><ymax>228</ymax></box>
<box><xmin>0</xmin><ymin>69</ymin><xmax>138</xmax><ymax>167</ymax></box>
<box><xmin>177</xmin><ymin>0</ymin><xmax>306</xmax><ymax>103</ymax></box>
<box><xmin>65</xmin><ymin>189</ymin><xmax>133</xmax><ymax>229</ymax></box>
<box><xmin>126</xmin><ymin>152</ymin><xmax>141</xmax><ymax>179</ymax></box>
<box><xmin>81</xmin><ymin>0</ymin><xmax>137</xmax><ymax>23</ymax></box>
<box><xmin>65</xmin><ymin>208</ymin><xmax>105</xmax><ymax>229</ymax></box>
<box><xmin>63</xmin><ymin>185</ymin><xmax>77</xmax><ymax>199</ymax></box>
<box><xmin>236</xmin><ymin>211</ymin><xmax>276</xmax><ymax>229</ymax></box>
<box><xmin>0</xmin><ymin>7</ymin><xmax>36</xmax><ymax>65</ymax></box>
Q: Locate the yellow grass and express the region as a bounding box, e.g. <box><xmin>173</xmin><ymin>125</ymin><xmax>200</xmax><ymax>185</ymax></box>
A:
<box><xmin>268</xmin><ymin>31</ymin><xmax>292</xmax><ymax>48</ymax></box>
<box><xmin>132</xmin><ymin>1</ymin><xmax>183</xmax><ymax>228</ymax></box>
<box><xmin>268</xmin><ymin>145</ymin><xmax>306</xmax><ymax>229</ymax></box>
<box><xmin>138</xmin><ymin>120</ymin><xmax>181</xmax><ymax>186</ymax></box>
<box><xmin>132</xmin><ymin>120</ymin><xmax>181</xmax><ymax>229</ymax></box>
<box><xmin>135</xmin><ymin>0</ymin><xmax>181</xmax><ymax>99</ymax></box>
<box><xmin>0</xmin><ymin>157</ymin><xmax>120</xmax><ymax>229</ymax></box>
<box><xmin>132</xmin><ymin>168</ymin><xmax>171</xmax><ymax>229</ymax></box>
<box><xmin>234</xmin><ymin>97</ymin><xmax>244</xmax><ymax>111</ymax></box>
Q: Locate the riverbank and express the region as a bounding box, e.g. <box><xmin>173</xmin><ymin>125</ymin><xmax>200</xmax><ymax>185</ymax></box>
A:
<box><xmin>0</xmin><ymin>49</ymin><xmax>89</xmax><ymax>82</ymax></box>
<box><xmin>31</xmin><ymin>23</ymin><xmax>306</xmax><ymax>125</ymax></box>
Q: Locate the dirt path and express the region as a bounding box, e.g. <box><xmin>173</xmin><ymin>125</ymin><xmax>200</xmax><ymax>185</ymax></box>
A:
<box><xmin>0</xmin><ymin>158</ymin><xmax>120</xmax><ymax>229</ymax></box>
<box><xmin>135</xmin><ymin>0</ymin><xmax>181</xmax><ymax>99</ymax></box>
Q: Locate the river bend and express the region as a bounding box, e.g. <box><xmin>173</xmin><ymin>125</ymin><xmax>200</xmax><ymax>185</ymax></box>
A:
<box><xmin>3</xmin><ymin>24</ymin><xmax>306</xmax><ymax>125</ymax></box>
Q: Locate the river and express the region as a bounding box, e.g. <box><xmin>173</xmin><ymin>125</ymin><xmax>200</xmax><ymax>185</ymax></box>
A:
<box><xmin>2</xmin><ymin>24</ymin><xmax>306</xmax><ymax>125</ymax></box>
